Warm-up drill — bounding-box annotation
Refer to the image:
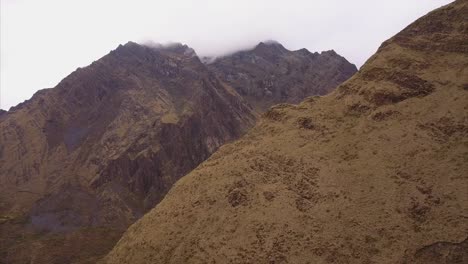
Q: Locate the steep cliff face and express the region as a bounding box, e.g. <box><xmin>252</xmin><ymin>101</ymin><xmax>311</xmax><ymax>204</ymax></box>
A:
<box><xmin>0</xmin><ymin>42</ymin><xmax>256</xmax><ymax>263</ymax></box>
<box><xmin>105</xmin><ymin>1</ymin><xmax>468</xmax><ymax>263</ymax></box>
<box><xmin>208</xmin><ymin>41</ymin><xmax>357</xmax><ymax>112</ymax></box>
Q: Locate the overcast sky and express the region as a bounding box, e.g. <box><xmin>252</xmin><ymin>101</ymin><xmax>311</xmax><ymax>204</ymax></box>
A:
<box><xmin>0</xmin><ymin>0</ymin><xmax>452</xmax><ymax>110</ymax></box>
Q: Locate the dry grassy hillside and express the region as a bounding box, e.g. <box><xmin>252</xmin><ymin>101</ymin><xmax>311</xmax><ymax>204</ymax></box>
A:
<box><xmin>105</xmin><ymin>1</ymin><xmax>468</xmax><ymax>263</ymax></box>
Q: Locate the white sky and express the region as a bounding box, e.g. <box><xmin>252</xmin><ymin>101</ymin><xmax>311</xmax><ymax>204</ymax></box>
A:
<box><xmin>0</xmin><ymin>0</ymin><xmax>452</xmax><ymax>110</ymax></box>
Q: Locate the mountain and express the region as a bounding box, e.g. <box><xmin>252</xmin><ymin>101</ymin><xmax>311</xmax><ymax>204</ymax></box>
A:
<box><xmin>104</xmin><ymin>1</ymin><xmax>468</xmax><ymax>263</ymax></box>
<box><xmin>0</xmin><ymin>41</ymin><xmax>353</xmax><ymax>263</ymax></box>
<box><xmin>207</xmin><ymin>41</ymin><xmax>357</xmax><ymax>112</ymax></box>
<box><xmin>0</xmin><ymin>42</ymin><xmax>256</xmax><ymax>263</ymax></box>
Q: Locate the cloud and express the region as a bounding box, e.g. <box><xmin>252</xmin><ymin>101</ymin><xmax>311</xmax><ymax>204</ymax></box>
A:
<box><xmin>0</xmin><ymin>0</ymin><xmax>453</xmax><ymax>110</ymax></box>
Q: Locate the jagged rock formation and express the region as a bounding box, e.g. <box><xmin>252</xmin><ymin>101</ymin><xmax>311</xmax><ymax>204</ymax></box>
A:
<box><xmin>207</xmin><ymin>41</ymin><xmax>357</xmax><ymax>112</ymax></box>
<box><xmin>0</xmin><ymin>40</ymin><xmax>353</xmax><ymax>263</ymax></box>
<box><xmin>0</xmin><ymin>42</ymin><xmax>256</xmax><ymax>263</ymax></box>
<box><xmin>105</xmin><ymin>1</ymin><xmax>468</xmax><ymax>263</ymax></box>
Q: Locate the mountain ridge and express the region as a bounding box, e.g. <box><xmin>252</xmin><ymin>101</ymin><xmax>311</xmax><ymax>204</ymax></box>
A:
<box><xmin>2</xmin><ymin>40</ymin><xmax>354</xmax><ymax>112</ymax></box>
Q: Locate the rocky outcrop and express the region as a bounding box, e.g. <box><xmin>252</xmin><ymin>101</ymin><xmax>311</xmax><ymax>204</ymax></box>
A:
<box><xmin>409</xmin><ymin>237</ymin><xmax>468</xmax><ymax>264</ymax></box>
<box><xmin>104</xmin><ymin>1</ymin><xmax>468</xmax><ymax>263</ymax></box>
<box><xmin>208</xmin><ymin>41</ymin><xmax>357</xmax><ymax>112</ymax></box>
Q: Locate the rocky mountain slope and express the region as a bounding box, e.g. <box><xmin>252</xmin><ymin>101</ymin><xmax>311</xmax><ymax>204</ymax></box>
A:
<box><xmin>0</xmin><ymin>42</ymin><xmax>256</xmax><ymax>263</ymax></box>
<box><xmin>207</xmin><ymin>42</ymin><xmax>357</xmax><ymax>112</ymax></box>
<box><xmin>105</xmin><ymin>1</ymin><xmax>468</xmax><ymax>263</ymax></box>
<box><xmin>0</xmin><ymin>41</ymin><xmax>353</xmax><ymax>263</ymax></box>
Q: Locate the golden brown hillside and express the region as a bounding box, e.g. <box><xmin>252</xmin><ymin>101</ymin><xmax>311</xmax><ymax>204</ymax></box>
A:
<box><xmin>105</xmin><ymin>1</ymin><xmax>468</xmax><ymax>263</ymax></box>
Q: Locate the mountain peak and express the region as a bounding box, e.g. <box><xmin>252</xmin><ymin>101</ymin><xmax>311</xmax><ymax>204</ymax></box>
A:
<box><xmin>253</xmin><ymin>40</ymin><xmax>288</xmax><ymax>53</ymax></box>
<box><xmin>321</xmin><ymin>49</ymin><xmax>338</xmax><ymax>56</ymax></box>
<box><xmin>143</xmin><ymin>41</ymin><xmax>197</xmax><ymax>57</ymax></box>
<box><xmin>207</xmin><ymin>41</ymin><xmax>356</xmax><ymax>112</ymax></box>
<box><xmin>112</xmin><ymin>41</ymin><xmax>197</xmax><ymax>59</ymax></box>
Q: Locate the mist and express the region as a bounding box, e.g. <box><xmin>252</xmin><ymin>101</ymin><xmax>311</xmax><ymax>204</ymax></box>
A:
<box><xmin>0</xmin><ymin>0</ymin><xmax>453</xmax><ymax>110</ymax></box>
